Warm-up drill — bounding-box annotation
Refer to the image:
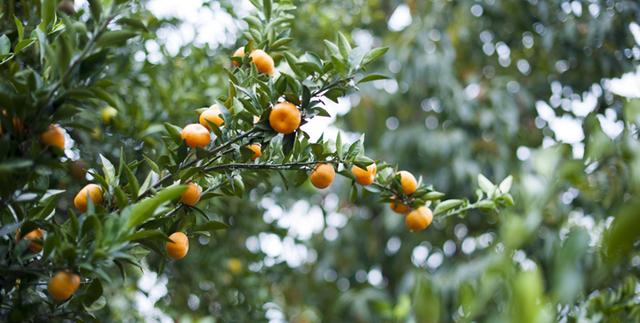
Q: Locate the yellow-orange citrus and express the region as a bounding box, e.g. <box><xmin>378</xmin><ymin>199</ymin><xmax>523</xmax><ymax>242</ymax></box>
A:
<box><xmin>181</xmin><ymin>123</ymin><xmax>211</xmax><ymax>148</ymax></box>
<box><xmin>166</xmin><ymin>232</ymin><xmax>189</xmax><ymax>260</ymax></box>
<box><xmin>397</xmin><ymin>170</ymin><xmax>418</xmax><ymax>195</ymax></box>
<box><xmin>405</xmin><ymin>206</ymin><xmax>433</xmax><ymax>231</ymax></box>
<box><xmin>227</xmin><ymin>258</ymin><xmax>243</xmax><ymax>275</ymax></box>
<box><xmin>247</xmin><ymin>144</ymin><xmax>262</xmax><ymax>160</ymax></box>
<box><xmin>48</xmin><ymin>271</ymin><xmax>81</xmax><ymax>301</ymax></box>
<box><xmin>16</xmin><ymin>228</ymin><xmax>45</xmax><ymax>253</ymax></box>
<box><xmin>73</xmin><ymin>184</ymin><xmax>103</xmax><ymax>212</ymax></box>
<box><xmin>269</xmin><ymin>102</ymin><xmax>301</xmax><ymax>134</ymax></box>
<box><xmin>249</xmin><ymin>49</ymin><xmax>275</xmax><ymax>75</ymax></box>
<box><xmin>389</xmin><ymin>197</ymin><xmax>411</xmax><ymax>214</ymax></box>
<box><xmin>310</xmin><ymin>163</ymin><xmax>336</xmax><ymax>189</ymax></box>
<box><xmin>232</xmin><ymin>46</ymin><xmax>245</xmax><ymax>67</ymax></box>
<box><xmin>40</xmin><ymin>124</ymin><xmax>65</xmax><ymax>150</ymax></box>
<box><xmin>101</xmin><ymin>106</ymin><xmax>118</xmax><ymax>124</ymax></box>
<box><xmin>199</xmin><ymin>104</ymin><xmax>224</xmax><ymax>129</ymax></box>
<box><xmin>351</xmin><ymin>163</ymin><xmax>377</xmax><ymax>186</ymax></box>
<box><xmin>180</xmin><ymin>182</ymin><xmax>202</xmax><ymax>206</ymax></box>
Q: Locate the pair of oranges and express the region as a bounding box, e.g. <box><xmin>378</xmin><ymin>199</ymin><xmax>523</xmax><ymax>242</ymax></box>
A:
<box><xmin>46</xmin><ymin>231</ymin><xmax>188</xmax><ymax>302</ymax></box>
<box><xmin>182</xmin><ymin>104</ymin><xmax>264</xmax><ymax>161</ymax></box>
<box><xmin>387</xmin><ymin>171</ymin><xmax>433</xmax><ymax>231</ymax></box>
<box><xmin>308</xmin><ymin>162</ymin><xmax>376</xmax><ymax>189</ymax></box>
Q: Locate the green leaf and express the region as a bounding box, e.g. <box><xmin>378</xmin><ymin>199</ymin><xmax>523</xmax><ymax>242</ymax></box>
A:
<box><xmin>0</xmin><ymin>35</ymin><xmax>10</xmax><ymax>55</ymax></box>
<box><xmin>123</xmin><ymin>163</ymin><xmax>140</xmax><ymax>198</ymax></box>
<box><xmin>193</xmin><ymin>221</ymin><xmax>229</xmax><ymax>233</ymax></box>
<box><xmin>14</xmin><ymin>17</ymin><xmax>24</xmax><ymax>41</ymax></box>
<box><xmin>143</xmin><ymin>155</ymin><xmax>160</xmax><ymax>173</ymax></box>
<box><xmin>354</xmin><ymin>155</ymin><xmax>374</xmax><ymax>169</ymax></box>
<box><xmin>88</xmin><ymin>0</ymin><xmax>103</xmax><ymax>21</ymax></box>
<box><xmin>434</xmin><ymin>199</ymin><xmax>464</xmax><ymax>215</ymax></box>
<box><xmin>125</xmin><ymin>185</ymin><xmax>187</xmax><ymax>229</ymax></box>
<box><xmin>163</xmin><ymin>122</ymin><xmax>183</xmax><ymax>143</ymax></box>
<box><xmin>263</xmin><ymin>0</ymin><xmax>272</xmax><ymax>21</ymax></box>
<box><xmin>96</xmin><ymin>30</ymin><xmax>137</xmax><ymax>47</ymax></box>
<box><xmin>40</xmin><ymin>0</ymin><xmax>57</xmax><ymax>30</ymax></box>
<box><xmin>602</xmin><ymin>199</ymin><xmax>640</xmax><ymax>263</ymax></box>
<box><xmin>82</xmin><ymin>279</ymin><xmax>103</xmax><ymax>306</ymax></box>
<box><xmin>116</xmin><ymin>18</ymin><xmax>148</xmax><ymax>31</ymax></box>
<box><xmin>337</xmin><ymin>32</ymin><xmax>351</xmax><ymax>59</ymax></box>
<box><xmin>0</xmin><ymin>159</ymin><xmax>33</xmax><ymax>174</ymax></box>
<box><xmin>477</xmin><ymin>174</ymin><xmax>495</xmax><ymax>196</ymax></box>
<box><xmin>283</xmin><ymin>133</ymin><xmax>296</xmax><ymax>157</ymax></box>
<box><xmin>358</xmin><ymin>74</ymin><xmax>390</xmax><ymax>84</ymax></box>
<box><xmin>91</xmin><ymin>87</ymin><xmax>120</xmax><ymax>108</ymax></box>
<box><xmin>498</xmin><ymin>175</ymin><xmax>513</xmax><ymax>194</ymax></box>
<box><xmin>323</xmin><ymin>40</ymin><xmax>340</xmax><ymax>57</ymax></box>
<box><xmin>99</xmin><ymin>154</ymin><xmax>116</xmax><ymax>186</ymax></box>
<box><xmin>124</xmin><ymin>230</ymin><xmax>168</xmax><ymax>242</ymax></box>
<box><xmin>362</xmin><ymin>47</ymin><xmax>389</xmax><ymax>66</ymax></box>
<box><xmin>423</xmin><ymin>191</ymin><xmax>445</xmax><ymax>200</ymax></box>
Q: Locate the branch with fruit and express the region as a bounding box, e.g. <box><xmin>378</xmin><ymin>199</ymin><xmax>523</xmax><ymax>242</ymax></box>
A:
<box><xmin>0</xmin><ymin>0</ymin><xmax>513</xmax><ymax>319</ymax></box>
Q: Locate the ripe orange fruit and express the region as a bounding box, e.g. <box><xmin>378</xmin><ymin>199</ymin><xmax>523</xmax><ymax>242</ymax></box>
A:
<box><xmin>247</xmin><ymin>144</ymin><xmax>262</xmax><ymax>160</ymax></box>
<box><xmin>199</xmin><ymin>104</ymin><xmax>224</xmax><ymax>129</ymax></box>
<box><xmin>181</xmin><ymin>123</ymin><xmax>211</xmax><ymax>148</ymax></box>
<box><xmin>40</xmin><ymin>124</ymin><xmax>65</xmax><ymax>150</ymax></box>
<box><xmin>269</xmin><ymin>102</ymin><xmax>301</xmax><ymax>134</ymax></box>
<box><xmin>48</xmin><ymin>271</ymin><xmax>81</xmax><ymax>301</ymax></box>
<box><xmin>73</xmin><ymin>184</ymin><xmax>103</xmax><ymax>212</ymax></box>
<box><xmin>351</xmin><ymin>163</ymin><xmax>377</xmax><ymax>186</ymax></box>
<box><xmin>166</xmin><ymin>232</ymin><xmax>189</xmax><ymax>260</ymax></box>
<box><xmin>405</xmin><ymin>206</ymin><xmax>433</xmax><ymax>231</ymax></box>
<box><xmin>249</xmin><ymin>49</ymin><xmax>275</xmax><ymax>75</ymax></box>
<box><xmin>310</xmin><ymin>163</ymin><xmax>336</xmax><ymax>189</ymax></box>
<box><xmin>397</xmin><ymin>170</ymin><xmax>418</xmax><ymax>195</ymax></box>
<box><xmin>16</xmin><ymin>228</ymin><xmax>45</xmax><ymax>253</ymax></box>
<box><xmin>389</xmin><ymin>197</ymin><xmax>411</xmax><ymax>214</ymax></box>
<box><xmin>180</xmin><ymin>182</ymin><xmax>202</xmax><ymax>206</ymax></box>
<box><xmin>232</xmin><ymin>47</ymin><xmax>245</xmax><ymax>67</ymax></box>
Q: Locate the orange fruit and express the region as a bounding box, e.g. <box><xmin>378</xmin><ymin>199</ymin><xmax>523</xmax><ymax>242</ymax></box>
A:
<box><xmin>181</xmin><ymin>123</ymin><xmax>211</xmax><ymax>148</ymax></box>
<box><xmin>351</xmin><ymin>163</ymin><xmax>377</xmax><ymax>186</ymax></box>
<box><xmin>310</xmin><ymin>163</ymin><xmax>336</xmax><ymax>189</ymax></box>
<box><xmin>397</xmin><ymin>170</ymin><xmax>418</xmax><ymax>195</ymax></box>
<box><xmin>16</xmin><ymin>228</ymin><xmax>45</xmax><ymax>253</ymax></box>
<box><xmin>40</xmin><ymin>124</ymin><xmax>65</xmax><ymax>150</ymax></box>
<box><xmin>269</xmin><ymin>102</ymin><xmax>301</xmax><ymax>134</ymax></box>
<box><xmin>73</xmin><ymin>184</ymin><xmax>103</xmax><ymax>212</ymax></box>
<box><xmin>249</xmin><ymin>49</ymin><xmax>275</xmax><ymax>75</ymax></box>
<box><xmin>389</xmin><ymin>197</ymin><xmax>411</xmax><ymax>214</ymax></box>
<box><xmin>405</xmin><ymin>206</ymin><xmax>433</xmax><ymax>231</ymax></box>
<box><xmin>247</xmin><ymin>144</ymin><xmax>262</xmax><ymax>160</ymax></box>
<box><xmin>48</xmin><ymin>271</ymin><xmax>81</xmax><ymax>301</ymax></box>
<box><xmin>166</xmin><ymin>232</ymin><xmax>189</xmax><ymax>260</ymax></box>
<box><xmin>180</xmin><ymin>182</ymin><xmax>202</xmax><ymax>206</ymax></box>
<box><xmin>232</xmin><ymin>47</ymin><xmax>245</xmax><ymax>67</ymax></box>
<box><xmin>199</xmin><ymin>104</ymin><xmax>224</xmax><ymax>129</ymax></box>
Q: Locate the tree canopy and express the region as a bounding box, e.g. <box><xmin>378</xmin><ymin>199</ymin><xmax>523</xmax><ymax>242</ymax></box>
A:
<box><xmin>1</xmin><ymin>0</ymin><xmax>639</xmax><ymax>322</ymax></box>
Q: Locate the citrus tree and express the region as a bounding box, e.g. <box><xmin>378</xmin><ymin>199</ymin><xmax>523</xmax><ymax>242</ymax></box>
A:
<box><xmin>0</xmin><ymin>1</ymin><xmax>511</xmax><ymax>321</ymax></box>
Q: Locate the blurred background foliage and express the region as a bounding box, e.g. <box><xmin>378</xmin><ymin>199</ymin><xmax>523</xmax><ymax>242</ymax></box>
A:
<box><xmin>3</xmin><ymin>0</ymin><xmax>640</xmax><ymax>322</ymax></box>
